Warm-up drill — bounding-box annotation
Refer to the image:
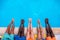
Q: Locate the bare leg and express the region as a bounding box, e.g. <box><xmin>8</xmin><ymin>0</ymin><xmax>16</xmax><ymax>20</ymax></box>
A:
<box><xmin>11</xmin><ymin>25</ymin><xmax>14</xmax><ymax>34</ymax></box>
<box><xmin>6</xmin><ymin>25</ymin><xmax>11</xmax><ymax>34</ymax></box>
<box><xmin>10</xmin><ymin>18</ymin><xmax>15</xmax><ymax>34</ymax></box>
<box><xmin>45</xmin><ymin>18</ymin><xmax>56</xmax><ymax>40</ymax></box>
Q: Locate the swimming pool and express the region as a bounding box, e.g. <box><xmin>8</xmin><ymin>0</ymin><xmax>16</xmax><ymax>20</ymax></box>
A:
<box><xmin>0</xmin><ymin>0</ymin><xmax>60</xmax><ymax>27</ymax></box>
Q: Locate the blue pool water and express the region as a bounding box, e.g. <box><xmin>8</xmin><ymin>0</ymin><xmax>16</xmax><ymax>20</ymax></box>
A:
<box><xmin>0</xmin><ymin>0</ymin><xmax>60</xmax><ymax>28</ymax></box>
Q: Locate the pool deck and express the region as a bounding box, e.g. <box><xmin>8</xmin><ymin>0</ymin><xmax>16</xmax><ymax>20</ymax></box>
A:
<box><xmin>0</xmin><ymin>27</ymin><xmax>60</xmax><ymax>35</ymax></box>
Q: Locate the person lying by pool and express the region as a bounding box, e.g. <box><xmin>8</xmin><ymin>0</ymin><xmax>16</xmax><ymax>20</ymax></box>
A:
<box><xmin>26</xmin><ymin>18</ymin><xmax>34</xmax><ymax>40</ymax></box>
<box><xmin>2</xmin><ymin>18</ymin><xmax>15</xmax><ymax>40</ymax></box>
<box><xmin>14</xmin><ymin>19</ymin><xmax>26</xmax><ymax>40</ymax></box>
<box><xmin>45</xmin><ymin>18</ymin><xmax>56</xmax><ymax>40</ymax></box>
<box><xmin>37</xmin><ymin>19</ymin><xmax>45</xmax><ymax>40</ymax></box>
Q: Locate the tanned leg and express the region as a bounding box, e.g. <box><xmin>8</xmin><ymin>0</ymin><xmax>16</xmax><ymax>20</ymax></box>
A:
<box><xmin>6</xmin><ymin>25</ymin><xmax>11</xmax><ymax>34</ymax></box>
<box><xmin>11</xmin><ymin>25</ymin><xmax>14</xmax><ymax>34</ymax></box>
